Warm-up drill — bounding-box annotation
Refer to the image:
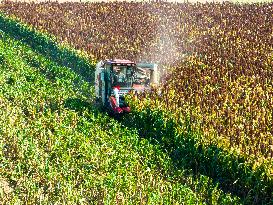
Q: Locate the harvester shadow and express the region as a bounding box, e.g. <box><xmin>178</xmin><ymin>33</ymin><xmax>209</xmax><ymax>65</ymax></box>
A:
<box><xmin>64</xmin><ymin>98</ymin><xmax>96</xmax><ymax>114</ymax></box>
<box><xmin>117</xmin><ymin>109</ymin><xmax>273</xmax><ymax>204</ymax></box>
<box><xmin>0</xmin><ymin>13</ymin><xmax>95</xmax><ymax>83</ymax></box>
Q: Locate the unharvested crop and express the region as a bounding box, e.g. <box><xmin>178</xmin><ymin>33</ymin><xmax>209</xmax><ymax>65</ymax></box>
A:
<box><xmin>1</xmin><ymin>1</ymin><xmax>273</xmax><ymax>203</ymax></box>
<box><xmin>1</xmin><ymin>2</ymin><xmax>273</xmax><ymax>163</ymax></box>
<box><xmin>0</xmin><ymin>13</ymin><xmax>243</xmax><ymax>204</ymax></box>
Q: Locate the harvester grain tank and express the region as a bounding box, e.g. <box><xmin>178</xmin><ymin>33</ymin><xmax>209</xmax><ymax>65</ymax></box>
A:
<box><xmin>95</xmin><ymin>59</ymin><xmax>158</xmax><ymax>114</ymax></box>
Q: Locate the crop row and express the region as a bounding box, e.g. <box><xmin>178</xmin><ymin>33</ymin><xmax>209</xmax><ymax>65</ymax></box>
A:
<box><xmin>1</xmin><ymin>1</ymin><xmax>273</xmax><ymax>163</ymax></box>
<box><xmin>0</xmin><ymin>14</ymin><xmax>241</xmax><ymax>204</ymax></box>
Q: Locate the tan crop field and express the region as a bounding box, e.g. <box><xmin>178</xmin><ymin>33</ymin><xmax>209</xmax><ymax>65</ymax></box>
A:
<box><xmin>1</xmin><ymin>0</ymin><xmax>273</xmax><ymax>3</ymax></box>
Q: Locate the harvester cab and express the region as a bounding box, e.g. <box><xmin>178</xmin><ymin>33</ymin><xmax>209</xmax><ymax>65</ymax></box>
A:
<box><xmin>95</xmin><ymin>59</ymin><xmax>158</xmax><ymax>114</ymax></box>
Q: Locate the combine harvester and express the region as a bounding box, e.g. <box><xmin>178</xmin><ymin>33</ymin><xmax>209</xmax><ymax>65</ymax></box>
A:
<box><xmin>95</xmin><ymin>59</ymin><xmax>158</xmax><ymax>114</ymax></box>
